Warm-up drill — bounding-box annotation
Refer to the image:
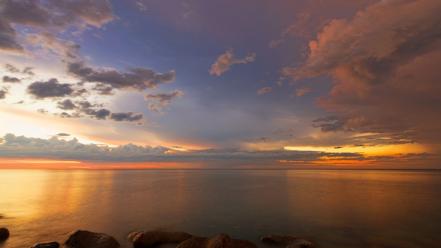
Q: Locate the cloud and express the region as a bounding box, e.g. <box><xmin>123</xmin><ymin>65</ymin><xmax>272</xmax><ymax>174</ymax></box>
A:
<box><xmin>83</xmin><ymin>108</ymin><xmax>111</xmax><ymax>120</ymax></box>
<box><xmin>0</xmin><ymin>89</ymin><xmax>7</xmax><ymax>99</ymax></box>
<box><xmin>0</xmin><ymin>0</ymin><xmax>114</xmax><ymax>53</ymax></box>
<box><xmin>56</xmin><ymin>133</ymin><xmax>70</xmax><ymax>137</ymax></box>
<box><xmin>27</xmin><ymin>79</ymin><xmax>74</xmax><ymax>99</ymax></box>
<box><xmin>257</xmin><ymin>87</ymin><xmax>272</xmax><ymax>95</ymax></box>
<box><xmin>2</xmin><ymin>76</ymin><xmax>21</xmax><ymax>83</ymax></box>
<box><xmin>57</xmin><ymin>99</ymin><xmax>76</xmax><ymax>110</ymax></box>
<box><xmin>110</xmin><ymin>112</ymin><xmax>143</xmax><ymax>122</ymax></box>
<box><xmin>285</xmin><ymin>0</ymin><xmax>441</xmax><ymax>145</ymax></box>
<box><xmin>26</xmin><ymin>32</ymin><xmax>81</xmax><ymax>59</ymax></box>
<box><xmin>67</xmin><ymin>61</ymin><xmax>176</xmax><ymax>92</ymax></box>
<box><xmin>295</xmin><ymin>87</ymin><xmax>311</xmax><ymax>97</ymax></box>
<box><xmin>55</xmin><ymin>99</ymin><xmax>144</xmax><ymax>122</ymax></box>
<box><xmin>0</xmin><ymin>18</ymin><xmax>22</xmax><ymax>52</ymax></box>
<box><xmin>4</xmin><ymin>64</ymin><xmax>19</xmax><ymax>73</ymax></box>
<box><xmin>4</xmin><ymin>64</ymin><xmax>34</xmax><ymax>76</ymax></box>
<box><xmin>145</xmin><ymin>90</ymin><xmax>184</xmax><ymax>112</ymax></box>
<box><xmin>209</xmin><ymin>49</ymin><xmax>256</xmax><ymax>76</ymax></box>
<box><xmin>0</xmin><ymin>133</ymin><xmax>363</xmax><ymax>163</ymax></box>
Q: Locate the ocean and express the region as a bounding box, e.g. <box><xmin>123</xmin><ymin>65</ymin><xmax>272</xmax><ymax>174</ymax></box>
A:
<box><xmin>1</xmin><ymin>169</ymin><xmax>441</xmax><ymax>248</ymax></box>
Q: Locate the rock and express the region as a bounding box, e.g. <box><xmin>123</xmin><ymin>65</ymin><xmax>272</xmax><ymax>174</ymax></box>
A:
<box><xmin>0</xmin><ymin>228</ymin><xmax>9</xmax><ymax>242</ymax></box>
<box><xmin>65</xmin><ymin>230</ymin><xmax>119</xmax><ymax>248</ymax></box>
<box><xmin>261</xmin><ymin>235</ymin><xmax>313</xmax><ymax>248</ymax></box>
<box><xmin>128</xmin><ymin>231</ymin><xmax>192</xmax><ymax>248</ymax></box>
<box><xmin>177</xmin><ymin>234</ymin><xmax>257</xmax><ymax>248</ymax></box>
<box><xmin>31</xmin><ymin>241</ymin><xmax>60</xmax><ymax>248</ymax></box>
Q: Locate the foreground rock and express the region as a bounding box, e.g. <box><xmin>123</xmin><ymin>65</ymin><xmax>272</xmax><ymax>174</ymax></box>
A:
<box><xmin>128</xmin><ymin>231</ymin><xmax>192</xmax><ymax>248</ymax></box>
<box><xmin>0</xmin><ymin>228</ymin><xmax>9</xmax><ymax>242</ymax></box>
<box><xmin>177</xmin><ymin>234</ymin><xmax>257</xmax><ymax>248</ymax></box>
<box><xmin>32</xmin><ymin>242</ymin><xmax>60</xmax><ymax>248</ymax></box>
<box><xmin>65</xmin><ymin>230</ymin><xmax>119</xmax><ymax>248</ymax></box>
<box><xmin>261</xmin><ymin>235</ymin><xmax>313</xmax><ymax>248</ymax></box>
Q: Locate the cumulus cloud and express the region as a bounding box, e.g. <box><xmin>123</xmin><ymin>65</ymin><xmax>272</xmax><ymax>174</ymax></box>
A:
<box><xmin>0</xmin><ymin>0</ymin><xmax>114</xmax><ymax>52</ymax></box>
<box><xmin>27</xmin><ymin>79</ymin><xmax>74</xmax><ymax>99</ymax></box>
<box><xmin>209</xmin><ymin>49</ymin><xmax>256</xmax><ymax>76</ymax></box>
<box><xmin>285</xmin><ymin>0</ymin><xmax>441</xmax><ymax>144</ymax></box>
<box><xmin>2</xmin><ymin>76</ymin><xmax>20</xmax><ymax>83</ymax></box>
<box><xmin>257</xmin><ymin>87</ymin><xmax>272</xmax><ymax>95</ymax></box>
<box><xmin>145</xmin><ymin>90</ymin><xmax>184</xmax><ymax>112</ymax></box>
<box><xmin>67</xmin><ymin>61</ymin><xmax>176</xmax><ymax>92</ymax></box>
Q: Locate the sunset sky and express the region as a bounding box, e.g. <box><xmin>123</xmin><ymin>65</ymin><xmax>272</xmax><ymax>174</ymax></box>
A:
<box><xmin>0</xmin><ymin>0</ymin><xmax>440</xmax><ymax>168</ymax></box>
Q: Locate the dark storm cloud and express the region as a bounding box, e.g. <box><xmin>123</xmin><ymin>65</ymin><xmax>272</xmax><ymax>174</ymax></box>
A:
<box><xmin>0</xmin><ymin>0</ymin><xmax>114</xmax><ymax>52</ymax></box>
<box><xmin>110</xmin><ymin>112</ymin><xmax>143</xmax><ymax>122</ymax></box>
<box><xmin>145</xmin><ymin>90</ymin><xmax>184</xmax><ymax>112</ymax></box>
<box><xmin>67</xmin><ymin>61</ymin><xmax>176</xmax><ymax>92</ymax></box>
<box><xmin>2</xmin><ymin>76</ymin><xmax>20</xmax><ymax>83</ymax></box>
<box><xmin>27</xmin><ymin>79</ymin><xmax>74</xmax><ymax>99</ymax></box>
<box><xmin>286</xmin><ymin>0</ymin><xmax>441</xmax><ymax>145</ymax></box>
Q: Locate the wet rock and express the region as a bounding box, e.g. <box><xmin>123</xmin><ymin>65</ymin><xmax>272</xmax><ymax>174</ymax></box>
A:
<box><xmin>128</xmin><ymin>231</ymin><xmax>192</xmax><ymax>248</ymax></box>
<box><xmin>32</xmin><ymin>242</ymin><xmax>60</xmax><ymax>248</ymax></box>
<box><xmin>261</xmin><ymin>235</ymin><xmax>313</xmax><ymax>248</ymax></box>
<box><xmin>177</xmin><ymin>234</ymin><xmax>257</xmax><ymax>248</ymax></box>
<box><xmin>65</xmin><ymin>230</ymin><xmax>119</xmax><ymax>248</ymax></box>
<box><xmin>0</xmin><ymin>228</ymin><xmax>9</xmax><ymax>242</ymax></box>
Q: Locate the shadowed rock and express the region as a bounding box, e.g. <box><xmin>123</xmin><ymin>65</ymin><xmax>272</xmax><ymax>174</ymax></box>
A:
<box><xmin>261</xmin><ymin>235</ymin><xmax>313</xmax><ymax>248</ymax></box>
<box><xmin>32</xmin><ymin>241</ymin><xmax>60</xmax><ymax>248</ymax></box>
<box><xmin>65</xmin><ymin>230</ymin><xmax>119</xmax><ymax>248</ymax></box>
<box><xmin>128</xmin><ymin>231</ymin><xmax>192</xmax><ymax>248</ymax></box>
<box><xmin>177</xmin><ymin>234</ymin><xmax>257</xmax><ymax>248</ymax></box>
<box><xmin>0</xmin><ymin>228</ymin><xmax>9</xmax><ymax>242</ymax></box>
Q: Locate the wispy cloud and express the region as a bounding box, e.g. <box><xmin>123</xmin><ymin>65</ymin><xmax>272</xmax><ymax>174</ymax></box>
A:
<box><xmin>210</xmin><ymin>49</ymin><xmax>256</xmax><ymax>76</ymax></box>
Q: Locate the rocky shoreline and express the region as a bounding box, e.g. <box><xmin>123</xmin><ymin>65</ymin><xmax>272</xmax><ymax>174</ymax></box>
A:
<box><xmin>0</xmin><ymin>228</ymin><xmax>313</xmax><ymax>248</ymax></box>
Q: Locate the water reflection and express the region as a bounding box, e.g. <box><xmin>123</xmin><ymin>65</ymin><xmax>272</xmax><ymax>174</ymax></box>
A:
<box><xmin>0</xmin><ymin>170</ymin><xmax>440</xmax><ymax>248</ymax></box>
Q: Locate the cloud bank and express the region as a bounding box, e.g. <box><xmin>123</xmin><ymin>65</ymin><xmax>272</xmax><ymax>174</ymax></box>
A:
<box><xmin>0</xmin><ymin>133</ymin><xmax>362</xmax><ymax>163</ymax></box>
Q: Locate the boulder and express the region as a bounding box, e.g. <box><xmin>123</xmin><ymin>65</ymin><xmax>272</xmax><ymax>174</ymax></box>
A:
<box><xmin>128</xmin><ymin>231</ymin><xmax>192</xmax><ymax>248</ymax></box>
<box><xmin>177</xmin><ymin>234</ymin><xmax>257</xmax><ymax>248</ymax></box>
<box><xmin>31</xmin><ymin>242</ymin><xmax>60</xmax><ymax>248</ymax></box>
<box><xmin>65</xmin><ymin>230</ymin><xmax>119</xmax><ymax>248</ymax></box>
<box><xmin>0</xmin><ymin>228</ymin><xmax>9</xmax><ymax>242</ymax></box>
<box><xmin>261</xmin><ymin>235</ymin><xmax>313</xmax><ymax>248</ymax></box>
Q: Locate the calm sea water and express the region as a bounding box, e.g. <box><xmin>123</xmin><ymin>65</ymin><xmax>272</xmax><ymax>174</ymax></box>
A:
<box><xmin>0</xmin><ymin>169</ymin><xmax>441</xmax><ymax>248</ymax></box>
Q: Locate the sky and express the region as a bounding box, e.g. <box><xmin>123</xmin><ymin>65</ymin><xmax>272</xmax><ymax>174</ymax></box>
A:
<box><xmin>0</xmin><ymin>0</ymin><xmax>440</xmax><ymax>168</ymax></box>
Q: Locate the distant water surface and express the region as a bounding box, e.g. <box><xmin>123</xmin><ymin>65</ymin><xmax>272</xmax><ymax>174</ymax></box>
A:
<box><xmin>0</xmin><ymin>169</ymin><xmax>441</xmax><ymax>248</ymax></box>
